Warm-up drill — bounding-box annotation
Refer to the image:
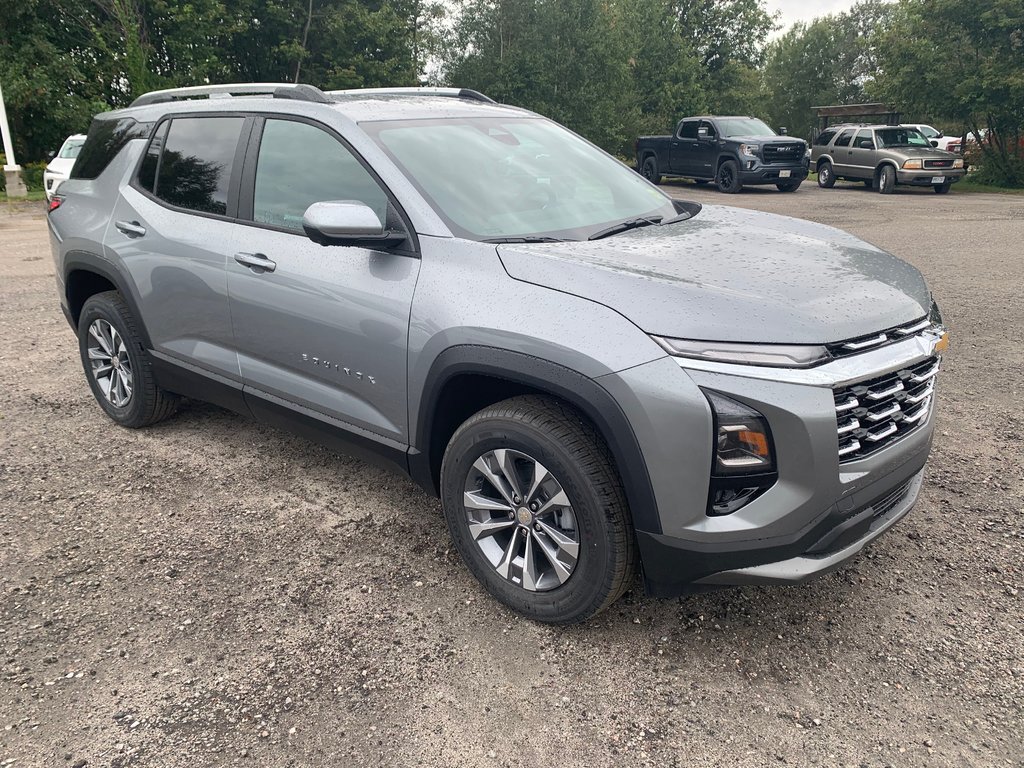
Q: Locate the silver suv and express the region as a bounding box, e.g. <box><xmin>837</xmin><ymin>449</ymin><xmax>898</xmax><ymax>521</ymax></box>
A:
<box><xmin>811</xmin><ymin>124</ymin><xmax>966</xmax><ymax>194</ymax></box>
<box><xmin>48</xmin><ymin>84</ymin><xmax>948</xmax><ymax>623</ymax></box>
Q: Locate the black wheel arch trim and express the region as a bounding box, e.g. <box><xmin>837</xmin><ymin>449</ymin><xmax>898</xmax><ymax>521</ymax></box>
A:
<box><xmin>63</xmin><ymin>250</ymin><xmax>153</xmax><ymax>348</ymax></box>
<box><xmin>411</xmin><ymin>345</ymin><xmax>662</xmax><ymax>534</ymax></box>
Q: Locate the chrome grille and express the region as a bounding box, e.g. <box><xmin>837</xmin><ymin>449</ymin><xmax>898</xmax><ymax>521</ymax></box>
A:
<box><xmin>834</xmin><ymin>356</ymin><xmax>939</xmax><ymax>462</ymax></box>
<box><xmin>762</xmin><ymin>143</ymin><xmax>804</xmax><ymax>164</ymax></box>
<box><xmin>827</xmin><ymin>317</ymin><xmax>931</xmax><ymax>358</ymax></box>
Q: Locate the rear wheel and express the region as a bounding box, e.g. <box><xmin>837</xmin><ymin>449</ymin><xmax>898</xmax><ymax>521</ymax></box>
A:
<box><xmin>440</xmin><ymin>396</ymin><xmax>636</xmax><ymax>624</ymax></box>
<box><xmin>716</xmin><ymin>160</ymin><xmax>742</xmax><ymax>193</ymax></box>
<box><xmin>776</xmin><ymin>180</ymin><xmax>802</xmax><ymax>192</ymax></box>
<box><xmin>816</xmin><ymin>162</ymin><xmax>836</xmax><ymax>188</ymax></box>
<box><xmin>878</xmin><ymin>165</ymin><xmax>897</xmax><ymax>194</ymax></box>
<box><xmin>640</xmin><ymin>156</ymin><xmax>662</xmax><ymax>185</ymax></box>
<box><xmin>934</xmin><ymin>182</ymin><xmax>951</xmax><ymax>194</ymax></box>
<box><xmin>78</xmin><ymin>291</ymin><xmax>179</xmax><ymax>428</ymax></box>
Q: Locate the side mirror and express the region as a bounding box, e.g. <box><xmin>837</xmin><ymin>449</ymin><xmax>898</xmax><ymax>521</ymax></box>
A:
<box><xmin>930</xmin><ymin>140</ymin><xmax>939</xmax><ymax>147</ymax></box>
<box><xmin>858</xmin><ymin>139</ymin><xmax>874</xmax><ymax>149</ymax></box>
<box><xmin>779</xmin><ymin>127</ymin><xmax>788</xmax><ymax>135</ymax></box>
<box><xmin>697</xmin><ymin>126</ymin><xmax>710</xmax><ymax>140</ymax></box>
<box><xmin>47</xmin><ymin>150</ymin><xmax>56</xmax><ymax>160</ymax></box>
<box><xmin>302</xmin><ymin>201</ymin><xmax>405</xmax><ymax>248</ymax></box>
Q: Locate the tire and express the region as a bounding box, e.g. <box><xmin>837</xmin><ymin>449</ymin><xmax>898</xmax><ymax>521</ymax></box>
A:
<box><xmin>816</xmin><ymin>162</ymin><xmax>836</xmax><ymax>188</ymax></box>
<box><xmin>934</xmin><ymin>182</ymin><xmax>951</xmax><ymax>194</ymax></box>
<box><xmin>440</xmin><ymin>396</ymin><xmax>637</xmax><ymax>624</ymax></box>
<box><xmin>78</xmin><ymin>291</ymin><xmax>179</xmax><ymax>428</ymax></box>
<box><xmin>715</xmin><ymin>159</ymin><xmax>742</xmax><ymax>193</ymax></box>
<box><xmin>775</xmin><ymin>180</ymin><xmax>802</xmax><ymax>192</ymax></box>
<box><xmin>640</xmin><ymin>156</ymin><xmax>662</xmax><ymax>185</ymax></box>
<box><xmin>878</xmin><ymin>165</ymin><xmax>897</xmax><ymax>194</ymax></box>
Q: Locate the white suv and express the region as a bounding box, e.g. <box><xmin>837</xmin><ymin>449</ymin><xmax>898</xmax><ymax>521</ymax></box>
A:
<box><xmin>43</xmin><ymin>134</ymin><xmax>87</xmax><ymax>200</ymax></box>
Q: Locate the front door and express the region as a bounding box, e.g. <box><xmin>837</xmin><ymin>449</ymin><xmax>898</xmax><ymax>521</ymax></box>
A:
<box><xmin>227</xmin><ymin>117</ymin><xmax>420</xmax><ymax>448</ymax></box>
<box><xmin>692</xmin><ymin>120</ymin><xmax>719</xmax><ymax>179</ymax></box>
<box><xmin>670</xmin><ymin>119</ymin><xmax>700</xmax><ymax>176</ymax></box>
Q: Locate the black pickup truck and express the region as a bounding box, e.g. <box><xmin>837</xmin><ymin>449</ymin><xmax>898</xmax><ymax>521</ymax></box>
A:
<box><xmin>635</xmin><ymin>116</ymin><xmax>809</xmax><ymax>193</ymax></box>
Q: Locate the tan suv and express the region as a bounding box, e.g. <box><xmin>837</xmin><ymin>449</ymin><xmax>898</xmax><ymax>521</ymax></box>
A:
<box><xmin>811</xmin><ymin>124</ymin><xmax>966</xmax><ymax>194</ymax></box>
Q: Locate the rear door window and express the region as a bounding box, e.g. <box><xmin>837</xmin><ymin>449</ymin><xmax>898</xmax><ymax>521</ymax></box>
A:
<box><xmin>151</xmin><ymin>117</ymin><xmax>245</xmax><ymax>216</ymax></box>
<box><xmin>834</xmin><ymin>129</ymin><xmax>855</xmax><ymax>147</ymax></box>
<box><xmin>250</xmin><ymin>118</ymin><xmax>388</xmax><ymax>232</ymax></box>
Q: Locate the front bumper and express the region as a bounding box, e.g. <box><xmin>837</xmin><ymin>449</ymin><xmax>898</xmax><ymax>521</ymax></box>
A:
<box><xmin>738</xmin><ymin>159</ymin><xmax>809</xmax><ymax>185</ymax></box>
<box><xmin>598</xmin><ymin>328</ymin><xmax>944</xmax><ymax>596</ymax></box>
<box><xmin>897</xmin><ymin>169</ymin><xmax>965</xmax><ymax>186</ymax></box>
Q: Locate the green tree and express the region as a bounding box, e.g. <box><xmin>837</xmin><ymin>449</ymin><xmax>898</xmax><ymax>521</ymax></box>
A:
<box><xmin>872</xmin><ymin>0</ymin><xmax>1024</xmax><ymax>186</ymax></box>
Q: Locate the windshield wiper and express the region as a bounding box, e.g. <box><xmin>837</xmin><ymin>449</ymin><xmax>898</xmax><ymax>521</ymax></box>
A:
<box><xmin>482</xmin><ymin>236</ymin><xmax>568</xmax><ymax>244</ymax></box>
<box><xmin>587</xmin><ymin>216</ymin><xmax>663</xmax><ymax>241</ymax></box>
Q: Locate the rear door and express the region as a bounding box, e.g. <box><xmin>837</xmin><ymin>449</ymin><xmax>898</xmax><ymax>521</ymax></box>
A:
<box><xmin>227</xmin><ymin>116</ymin><xmax>420</xmax><ymax>449</ymax></box>
<box><xmin>830</xmin><ymin>128</ymin><xmax>857</xmax><ymax>176</ymax></box>
<box><xmin>846</xmin><ymin>129</ymin><xmax>876</xmax><ymax>179</ymax></box>
<box><xmin>104</xmin><ymin>114</ymin><xmax>250</xmax><ymax>385</ymax></box>
<box><xmin>670</xmin><ymin>120</ymin><xmax>701</xmax><ymax>176</ymax></box>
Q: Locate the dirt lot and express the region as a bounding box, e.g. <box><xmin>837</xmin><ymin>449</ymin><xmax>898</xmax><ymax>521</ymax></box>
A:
<box><xmin>1</xmin><ymin>182</ymin><xmax>1022</xmax><ymax>768</ymax></box>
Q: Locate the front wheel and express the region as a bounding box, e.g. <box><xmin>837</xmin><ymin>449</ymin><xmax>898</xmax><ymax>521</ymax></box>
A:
<box><xmin>817</xmin><ymin>163</ymin><xmax>836</xmax><ymax>188</ymax></box>
<box><xmin>716</xmin><ymin>160</ymin><xmax>742</xmax><ymax>193</ymax></box>
<box><xmin>878</xmin><ymin>165</ymin><xmax>897</xmax><ymax>194</ymax></box>
<box><xmin>640</xmin><ymin>156</ymin><xmax>662</xmax><ymax>186</ymax></box>
<box><xmin>440</xmin><ymin>396</ymin><xmax>636</xmax><ymax>624</ymax></box>
<box><xmin>776</xmin><ymin>180</ymin><xmax>802</xmax><ymax>192</ymax></box>
<box><xmin>934</xmin><ymin>182</ymin><xmax>951</xmax><ymax>194</ymax></box>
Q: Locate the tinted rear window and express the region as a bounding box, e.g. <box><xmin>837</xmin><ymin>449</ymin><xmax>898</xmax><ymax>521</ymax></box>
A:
<box><xmin>813</xmin><ymin>129</ymin><xmax>837</xmax><ymax>146</ymax></box>
<box><xmin>153</xmin><ymin>117</ymin><xmax>245</xmax><ymax>216</ymax></box>
<box><xmin>71</xmin><ymin>117</ymin><xmax>153</xmax><ymax>180</ymax></box>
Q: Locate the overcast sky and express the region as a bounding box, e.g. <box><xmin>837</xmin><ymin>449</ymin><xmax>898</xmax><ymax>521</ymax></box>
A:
<box><xmin>763</xmin><ymin>0</ymin><xmax>863</xmax><ymax>35</ymax></box>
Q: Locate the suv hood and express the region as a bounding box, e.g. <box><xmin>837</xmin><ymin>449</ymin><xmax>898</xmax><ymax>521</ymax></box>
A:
<box><xmin>497</xmin><ymin>205</ymin><xmax>930</xmax><ymax>344</ymax></box>
<box><xmin>887</xmin><ymin>146</ymin><xmax>958</xmax><ymax>159</ymax></box>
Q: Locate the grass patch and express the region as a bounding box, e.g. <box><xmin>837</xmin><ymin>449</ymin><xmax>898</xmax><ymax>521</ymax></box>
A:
<box><xmin>953</xmin><ymin>177</ymin><xmax>1024</xmax><ymax>195</ymax></box>
<box><xmin>2</xmin><ymin>189</ymin><xmax>47</xmax><ymax>203</ymax></box>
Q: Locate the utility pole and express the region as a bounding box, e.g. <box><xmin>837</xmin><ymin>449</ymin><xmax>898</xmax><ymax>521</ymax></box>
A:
<box><xmin>0</xmin><ymin>80</ymin><xmax>28</xmax><ymax>198</ymax></box>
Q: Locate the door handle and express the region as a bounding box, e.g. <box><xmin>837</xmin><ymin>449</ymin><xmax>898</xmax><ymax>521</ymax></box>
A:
<box><xmin>234</xmin><ymin>252</ymin><xmax>277</xmax><ymax>273</ymax></box>
<box><xmin>115</xmin><ymin>220</ymin><xmax>146</xmax><ymax>237</ymax></box>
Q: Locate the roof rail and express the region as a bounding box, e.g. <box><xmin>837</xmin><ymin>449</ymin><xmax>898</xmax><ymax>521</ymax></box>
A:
<box><xmin>130</xmin><ymin>83</ymin><xmax>332</xmax><ymax>108</ymax></box>
<box><xmin>328</xmin><ymin>87</ymin><xmax>496</xmax><ymax>104</ymax></box>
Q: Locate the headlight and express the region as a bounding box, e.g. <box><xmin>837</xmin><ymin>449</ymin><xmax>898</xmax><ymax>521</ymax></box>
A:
<box><xmin>903</xmin><ymin>159</ymin><xmax>923</xmax><ymax>169</ymax></box>
<box><xmin>739</xmin><ymin>144</ymin><xmax>759</xmax><ymax>157</ymax></box>
<box><xmin>652</xmin><ymin>336</ymin><xmax>829</xmax><ymax>368</ymax></box>
<box><xmin>704</xmin><ymin>391</ymin><xmax>777</xmax><ymax>515</ymax></box>
<box><xmin>953</xmin><ymin>158</ymin><xmax>964</xmax><ymax>168</ymax></box>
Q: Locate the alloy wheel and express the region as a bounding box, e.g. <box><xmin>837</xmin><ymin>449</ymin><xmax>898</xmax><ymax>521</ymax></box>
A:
<box><xmin>87</xmin><ymin>319</ymin><xmax>133</xmax><ymax>407</ymax></box>
<box><xmin>463</xmin><ymin>448</ymin><xmax>580</xmax><ymax>592</ymax></box>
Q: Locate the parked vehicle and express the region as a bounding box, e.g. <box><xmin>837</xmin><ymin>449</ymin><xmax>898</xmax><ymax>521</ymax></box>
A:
<box><xmin>636</xmin><ymin>116</ymin><xmax>808</xmax><ymax>193</ymax></box>
<box><xmin>43</xmin><ymin>134</ymin><xmax>87</xmax><ymax>200</ymax></box>
<box><xmin>903</xmin><ymin>124</ymin><xmax>961</xmax><ymax>153</ymax></box>
<box><xmin>811</xmin><ymin>124</ymin><xmax>965</xmax><ymax>194</ymax></box>
<box><xmin>49</xmin><ymin>84</ymin><xmax>946</xmax><ymax>623</ymax></box>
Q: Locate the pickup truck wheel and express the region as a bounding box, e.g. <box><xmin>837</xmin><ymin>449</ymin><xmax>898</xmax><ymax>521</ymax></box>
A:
<box><xmin>716</xmin><ymin>160</ymin><xmax>742</xmax><ymax>193</ymax></box>
<box><xmin>78</xmin><ymin>291</ymin><xmax>179</xmax><ymax>428</ymax></box>
<box><xmin>934</xmin><ymin>182</ymin><xmax>951</xmax><ymax>194</ymax></box>
<box><xmin>440</xmin><ymin>396</ymin><xmax>637</xmax><ymax>624</ymax></box>
<box><xmin>640</xmin><ymin>156</ymin><xmax>661</xmax><ymax>185</ymax></box>
<box><xmin>776</xmin><ymin>181</ymin><xmax>801</xmax><ymax>192</ymax></box>
<box><xmin>816</xmin><ymin>162</ymin><xmax>836</xmax><ymax>188</ymax></box>
<box><xmin>878</xmin><ymin>165</ymin><xmax>897</xmax><ymax>194</ymax></box>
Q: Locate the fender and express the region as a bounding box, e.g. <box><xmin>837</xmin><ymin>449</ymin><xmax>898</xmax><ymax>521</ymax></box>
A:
<box><xmin>411</xmin><ymin>345</ymin><xmax>663</xmax><ymax>534</ymax></box>
<box><xmin>63</xmin><ymin>249</ymin><xmax>153</xmax><ymax>348</ymax></box>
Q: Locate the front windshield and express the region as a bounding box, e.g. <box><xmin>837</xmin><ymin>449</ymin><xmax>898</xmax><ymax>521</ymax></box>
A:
<box><xmin>716</xmin><ymin>117</ymin><xmax>775</xmax><ymax>137</ymax></box>
<box><xmin>364</xmin><ymin>117</ymin><xmax>676</xmax><ymax>241</ymax></box>
<box><xmin>876</xmin><ymin>128</ymin><xmax>931</xmax><ymax>148</ymax></box>
<box><xmin>59</xmin><ymin>139</ymin><xmax>85</xmax><ymax>159</ymax></box>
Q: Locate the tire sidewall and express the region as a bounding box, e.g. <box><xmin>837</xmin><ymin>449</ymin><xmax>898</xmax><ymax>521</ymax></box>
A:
<box><xmin>879</xmin><ymin>166</ymin><xmax>896</xmax><ymax>194</ymax></box>
<box><xmin>817</xmin><ymin>163</ymin><xmax>834</xmax><ymax>188</ymax></box>
<box><xmin>440</xmin><ymin>418</ymin><xmax>619</xmax><ymax>623</ymax></box>
<box><xmin>717</xmin><ymin>160</ymin><xmax>741</xmax><ymax>193</ymax></box>
<box><xmin>78</xmin><ymin>296</ymin><xmax>149</xmax><ymax>426</ymax></box>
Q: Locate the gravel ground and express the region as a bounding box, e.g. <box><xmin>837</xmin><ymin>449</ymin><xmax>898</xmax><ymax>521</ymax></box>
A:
<box><xmin>1</xmin><ymin>182</ymin><xmax>1022</xmax><ymax>768</ymax></box>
